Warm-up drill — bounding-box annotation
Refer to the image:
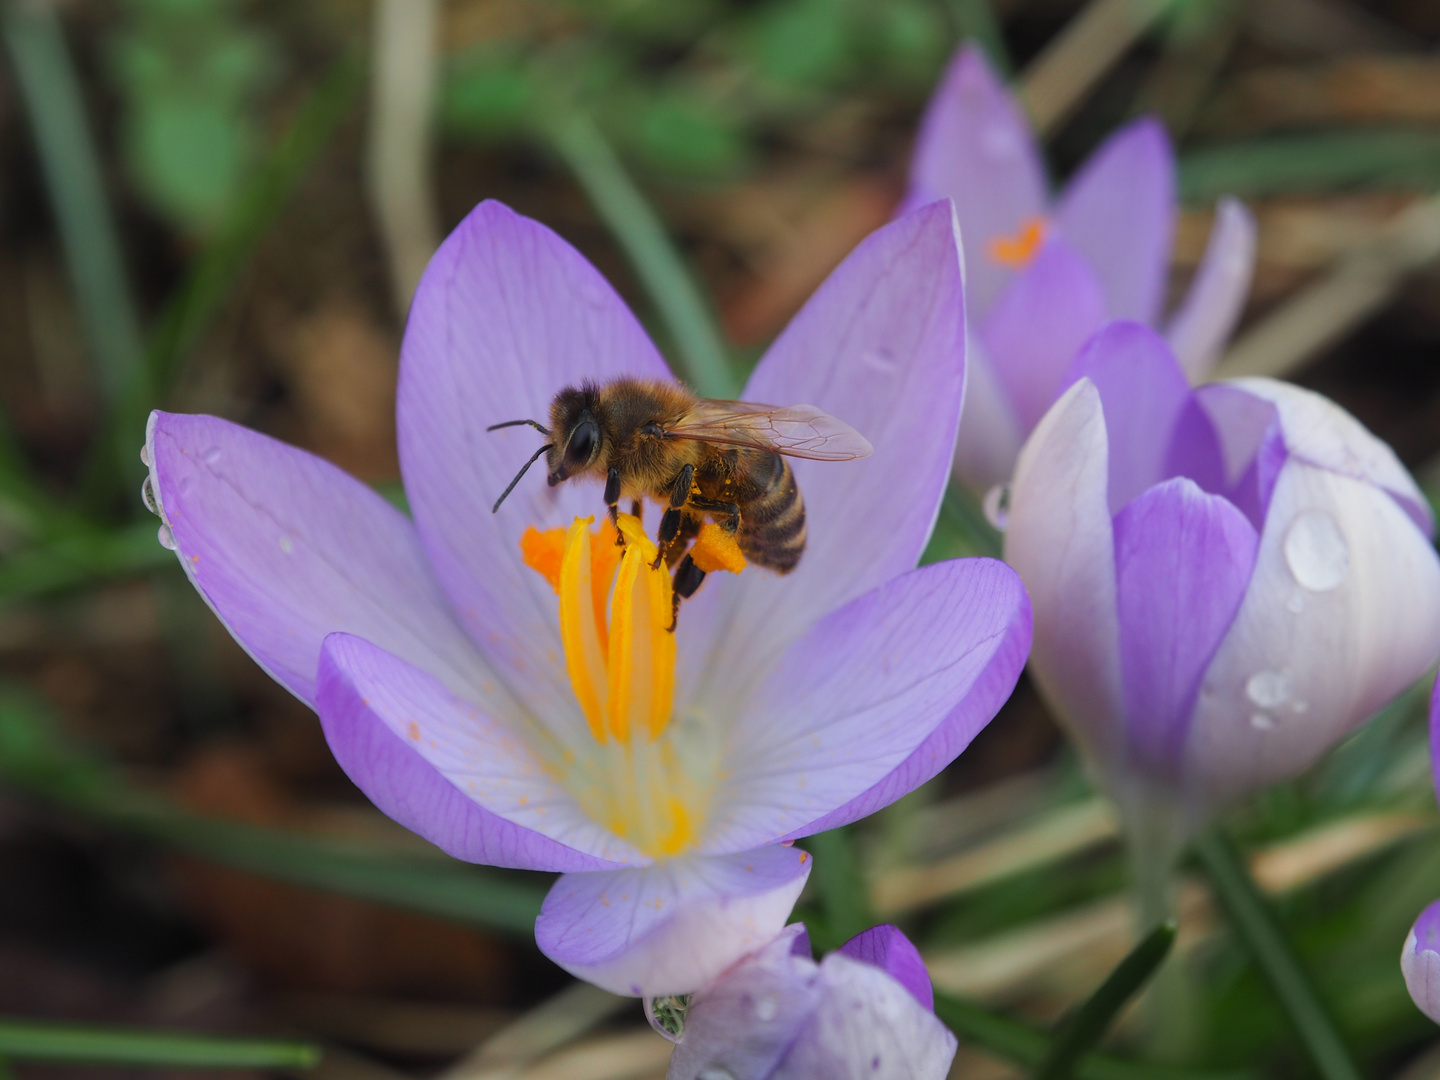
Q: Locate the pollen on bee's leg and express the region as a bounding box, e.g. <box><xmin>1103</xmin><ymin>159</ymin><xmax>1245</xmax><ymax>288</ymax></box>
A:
<box><xmin>986</xmin><ymin>215</ymin><xmax>1048</xmax><ymax>270</ymax></box>
<box><xmin>689</xmin><ymin>522</ymin><xmax>746</xmax><ymax>575</ymax></box>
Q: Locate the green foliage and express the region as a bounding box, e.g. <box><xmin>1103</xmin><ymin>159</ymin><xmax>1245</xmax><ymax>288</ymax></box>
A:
<box><xmin>0</xmin><ymin>1018</ymin><xmax>319</xmax><ymax>1069</ymax></box>
<box><xmin>109</xmin><ymin>0</ymin><xmax>276</xmax><ymax>235</ymax></box>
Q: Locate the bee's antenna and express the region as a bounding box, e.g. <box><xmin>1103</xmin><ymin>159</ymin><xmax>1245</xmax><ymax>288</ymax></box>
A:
<box><xmin>488</xmin><ymin>419</ymin><xmax>550</xmax><ymax>435</ymax></box>
<box><xmin>492</xmin><ymin>444</ymin><xmax>553</xmax><ymax>513</ymax></box>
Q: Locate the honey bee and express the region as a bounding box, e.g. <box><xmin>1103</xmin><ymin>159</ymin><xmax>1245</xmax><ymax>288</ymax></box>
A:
<box><xmin>489</xmin><ymin>377</ymin><xmax>872</xmax><ymax>626</ymax></box>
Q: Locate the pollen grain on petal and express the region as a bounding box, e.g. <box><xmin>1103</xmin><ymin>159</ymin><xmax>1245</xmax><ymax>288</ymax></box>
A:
<box><xmin>987</xmin><ymin>215</ymin><xmax>1048</xmax><ymax>270</ymax></box>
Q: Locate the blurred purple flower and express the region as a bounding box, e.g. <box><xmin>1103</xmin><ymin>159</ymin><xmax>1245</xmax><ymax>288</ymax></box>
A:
<box><xmin>142</xmin><ymin>199</ymin><xmax>1031</xmax><ymax>997</ymax></box>
<box><xmin>1004</xmin><ymin>320</ymin><xmax>1440</xmax><ymax>869</ymax></box>
<box><xmin>666</xmin><ymin>923</ymin><xmax>956</xmax><ymax>1080</ymax></box>
<box><xmin>903</xmin><ymin>45</ymin><xmax>1257</xmax><ymax>493</ymax></box>
<box><xmin>1402</xmin><ymin>682</ymin><xmax>1440</xmax><ymax>1023</ymax></box>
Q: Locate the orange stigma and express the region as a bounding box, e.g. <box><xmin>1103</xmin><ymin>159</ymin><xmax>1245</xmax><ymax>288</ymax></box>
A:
<box><xmin>986</xmin><ymin>216</ymin><xmax>1048</xmax><ymax>269</ymax></box>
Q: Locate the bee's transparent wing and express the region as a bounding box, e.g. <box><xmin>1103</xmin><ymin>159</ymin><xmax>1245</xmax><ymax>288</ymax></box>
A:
<box><xmin>665</xmin><ymin>400</ymin><xmax>873</xmax><ymax>461</ymax></box>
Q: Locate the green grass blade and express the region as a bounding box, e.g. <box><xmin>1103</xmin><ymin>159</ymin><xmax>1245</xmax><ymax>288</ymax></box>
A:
<box><xmin>0</xmin><ymin>522</ymin><xmax>173</xmax><ymax>605</ymax></box>
<box><xmin>805</xmin><ymin>827</ymin><xmax>873</xmax><ymax>951</ymax></box>
<box><xmin>934</xmin><ymin>993</ymin><xmax>1255</xmax><ymax>1080</ymax></box>
<box><xmin>1194</xmin><ymin>831</ymin><xmax>1363</xmax><ymax>1080</ymax></box>
<box><xmin>922</xmin><ymin>486</ymin><xmax>1003</xmax><ymax>563</ymax></box>
<box><xmin>543</xmin><ymin>109</ymin><xmax>737</xmax><ymax>399</ymax></box>
<box><xmin>0</xmin><ymin>1018</ymin><xmax>319</xmax><ymax>1069</ymax></box>
<box><xmin>1179</xmin><ymin>130</ymin><xmax>1440</xmax><ymax>204</ymax></box>
<box><xmin>1036</xmin><ymin>921</ymin><xmax>1177</xmax><ymax>1080</ymax></box>
<box><xmin>0</xmin><ymin>2</ymin><xmax>144</xmax><ymax>405</ymax></box>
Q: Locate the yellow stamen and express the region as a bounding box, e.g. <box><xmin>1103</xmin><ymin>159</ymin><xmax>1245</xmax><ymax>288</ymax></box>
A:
<box><xmin>558</xmin><ymin>518</ymin><xmax>608</xmax><ymax>742</ymax></box>
<box><xmin>689</xmin><ymin>522</ymin><xmax>747</xmax><ymax>575</ymax></box>
<box><xmin>520</xmin><ymin>526</ymin><xmax>566</xmax><ymax>592</ymax></box>
<box><xmin>987</xmin><ymin>215</ymin><xmax>1048</xmax><ymax>269</ymax></box>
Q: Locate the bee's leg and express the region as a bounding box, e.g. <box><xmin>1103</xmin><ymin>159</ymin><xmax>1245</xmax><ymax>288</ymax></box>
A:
<box><xmin>630</xmin><ymin>499</ymin><xmax>643</xmax><ymax>522</ymax></box>
<box><xmin>653</xmin><ymin>464</ymin><xmax>695</xmax><ymax>569</ymax></box>
<box><xmin>604</xmin><ymin>467</ymin><xmax>624</xmax><ymax>543</ymax></box>
<box><xmin>667</xmin><ymin>554</ymin><xmax>707</xmax><ymax>632</ymax></box>
<box><xmin>687</xmin><ymin>496</ymin><xmax>741</xmax><ymax>534</ymax></box>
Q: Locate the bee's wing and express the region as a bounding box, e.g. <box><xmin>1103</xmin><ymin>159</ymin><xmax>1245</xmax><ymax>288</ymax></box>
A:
<box><xmin>665</xmin><ymin>400</ymin><xmax>873</xmax><ymax>461</ymax></box>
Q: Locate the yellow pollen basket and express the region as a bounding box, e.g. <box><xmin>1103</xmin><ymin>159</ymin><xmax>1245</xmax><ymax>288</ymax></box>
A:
<box><xmin>987</xmin><ymin>215</ymin><xmax>1048</xmax><ymax>269</ymax></box>
<box><xmin>521</xmin><ymin>513</ymin><xmax>696</xmax><ymax>857</ymax></box>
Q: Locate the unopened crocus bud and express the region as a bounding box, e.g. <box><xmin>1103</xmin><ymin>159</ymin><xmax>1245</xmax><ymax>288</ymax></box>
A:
<box><xmin>1404</xmin><ymin>899</ymin><xmax>1440</xmax><ymax>1023</ymax></box>
<box><xmin>1005</xmin><ymin>320</ymin><xmax>1440</xmax><ymax>869</ymax></box>
<box><xmin>902</xmin><ymin>45</ymin><xmax>1256</xmax><ymax>494</ymax></box>
<box><xmin>666</xmin><ymin>924</ymin><xmax>956</xmax><ymax>1080</ymax></box>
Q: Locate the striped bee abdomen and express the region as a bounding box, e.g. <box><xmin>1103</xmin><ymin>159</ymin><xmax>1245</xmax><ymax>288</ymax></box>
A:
<box><xmin>736</xmin><ymin>452</ymin><xmax>806</xmax><ymax>574</ymax></box>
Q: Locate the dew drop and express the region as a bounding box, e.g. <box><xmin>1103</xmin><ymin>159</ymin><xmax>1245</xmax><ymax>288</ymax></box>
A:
<box><xmin>754</xmin><ymin>995</ymin><xmax>778</xmax><ymax>1022</ymax></box>
<box><xmin>140</xmin><ymin>477</ymin><xmax>159</xmax><ymax>516</ymax></box>
<box><xmin>139</xmin><ymin>443</ymin><xmax>151</xmax><ymax>468</ymax></box>
<box><xmin>201</xmin><ymin>446</ymin><xmax>222</xmax><ymax>465</ymax></box>
<box><xmin>1246</xmin><ymin>670</ymin><xmax>1290</xmax><ymax>710</ymax></box>
<box><xmin>644</xmin><ymin>993</ymin><xmax>690</xmax><ymax>1042</ymax></box>
<box><xmin>157</xmin><ymin>523</ymin><xmax>176</xmax><ymax>550</ymax></box>
<box><xmin>1284</xmin><ymin>511</ymin><xmax>1349</xmax><ymax>592</ymax></box>
<box><xmin>1250</xmin><ymin>712</ymin><xmax>1275</xmax><ymax>731</ymax></box>
<box><xmin>1287</xmin><ymin>593</ymin><xmax>1305</xmax><ymax>614</ymax></box>
<box><xmin>983</xmin><ymin>484</ymin><xmax>1011</xmax><ymax>531</ymax></box>
<box><xmin>279</xmin><ymin>535</ymin><xmax>294</xmax><ymax>555</ymax></box>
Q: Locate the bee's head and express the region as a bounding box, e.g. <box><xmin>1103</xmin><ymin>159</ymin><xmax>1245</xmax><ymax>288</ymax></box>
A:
<box><xmin>547</xmin><ymin>384</ymin><xmax>603</xmax><ymax>485</ymax></box>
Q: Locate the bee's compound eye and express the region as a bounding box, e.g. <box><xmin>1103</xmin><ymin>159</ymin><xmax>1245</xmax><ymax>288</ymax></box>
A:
<box><xmin>567</xmin><ymin>420</ymin><xmax>599</xmax><ymax>466</ymax></box>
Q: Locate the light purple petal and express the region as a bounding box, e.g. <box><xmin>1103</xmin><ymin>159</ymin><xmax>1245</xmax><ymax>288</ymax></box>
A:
<box><xmin>397</xmin><ymin>200</ymin><xmax>675</xmax><ymax>743</ymax></box>
<box><xmin>1165</xmin><ymin>198</ymin><xmax>1256</xmax><ymax>379</ymax></box>
<box><xmin>1055</xmin><ymin>118</ymin><xmax>1175</xmax><ymax>325</ymax></box>
<box><xmin>1432</xmin><ymin>673</ymin><xmax>1440</xmax><ymax>809</ymax></box>
<box><xmin>144</xmin><ymin>411</ymin><xmax>494</xmax><ymax>708</ymax></box>
<box><xmin>982</xmin><ymin>237</ymin><xmax>1107</xmax><ymax>431</ymax></box>
<box><xmin>682</xmin><ymin>202</ymin><xmax>966</xmax><ymax>711</ymax></box>
<box><xmin>1004</xmin><ymin>380</ymin><xmax>1126</xmax><ymax>770</ymax></box>
<box><xmin>1405</xmin><ymin>900</ymin><xmax>1440</xmax><ymax>1025</ymax></box>
<box><xmin>1228</xmin><ymin>377</ymin><xmax>1434</xmax><ymax>537</ymax></box>
<box><xmin>951</xmin><ymin>334</ymin><xmax>1024</xmax><ymax>494</ymax></box>
<box><xmin>703</xmin><ymin>558</ymin><xmax>1030</xmax><ymax>853</ymax></box>
<box><xmin>1113</xmin><ymin>478</ymin><xmax>1258</xmax><ymax>775</ymax></box>
<box><xmin>667</xmin><ymin>925</ymin><xmax>823</xmax><ymax>1080</ymax></box>
<box><xmin>1064</xmin><ymin>321</ymin><xmax>1191</xmax><ymax>512</ymax></box>
<box><xmin>1191</xmin><ymin>384</ymin><xmax>1287</xmax><ymax>530</ymax></box>
<box><xmin>837</xmin><ymin>924</ymin><xmax>934</xmax><ymax>1011</ymax></box>
<box><xmin>775</xmin><ymin>955</ymin><xmax>958</xmax><ymax>1080</ymax></box>
<box><xmin>902</xmin><ymin>44</ymin><xmax>1048</xmax><ymax>320</ymax></box>
<box><xmin>536</xmin><ymin>846</ymin><xmax>812</xmax><ymax>996</ymax></box>
<box><xmin>316</xmin><ymin>632</ymin><xmax>640</xmax><ymax>868</ymax></box>
<box><xmin>1182</xmin><ymin>458</ymin><xmax>1440</xmax><ymax>818</ymax></box>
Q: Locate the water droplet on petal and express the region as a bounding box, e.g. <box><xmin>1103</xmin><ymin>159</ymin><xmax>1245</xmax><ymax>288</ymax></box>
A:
<box><xmin>1246</xmin><ymin>670</ymin><xmax>1290</xmax><ymax>710</ymax></box>
<box><xmin>983</xmin><ymin>484</ymin><xmax>1011</xmax><ymax>531</ymax></box>
<box><xmin>1284</xmin><ymin>511</ymin><xmax>1349</xmax><ymax>592</ymax></box>
<box><xmin>754</xmin><ymin>995</ymin><xmax>778</xmax><ymax>1022</ymax></box>
<box><xmin>139</xmin><ymin>443</ymin><xmax>151</xmax><ymax>468</ymax></box>
<box><xmin>644</xmin><ymin>993</ymin><xmax>690</xmax><ymax>1042</ymax></box>
<box><xmin>1250</xmin><ymin>712</ymin><xmax>1275</xmax><ymax>731</ymax></box>
<box><xmin>140</xmin><ymin>477</ymin><xmax>159</xmax><ymax>516</ymax></box>
<box><xmin>157</xmin><ymin>523</ymin><xmax>176</xmax><ymax>550</ymax></box>
<box><xmin>1287</xmin><ymin>593</ymin><xmax>1305</xmax><ymax>614</ymax></box>
<box><xmin>279</xmin><ymin>535</ymin><xmax>294</xmax><ymax>555</ymax></box>
<box><xmin>202</xmin><ymin>446</ymin><xmax>222</xmax><ymax>465</ymax></box>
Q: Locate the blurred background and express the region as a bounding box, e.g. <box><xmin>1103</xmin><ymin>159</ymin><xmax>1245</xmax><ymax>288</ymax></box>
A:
<box><xmin>3</xmin><ymin>0</ymin><xmax>1440</xmax><ymax>1077</ymax></box>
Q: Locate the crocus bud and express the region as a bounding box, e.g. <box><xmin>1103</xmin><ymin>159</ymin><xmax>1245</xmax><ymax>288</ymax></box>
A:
<box><xmin>666</xmin><ymin>924</ymin><xmax>956</xmax><ymax>1080</ymax></box>
<box><xmin>1005</xmin><ymin>321</ymin><xmax>1440</xmax><ymax>866</ymax></box>
<box><xmin>1404</xmin><ymin>899</ymin><xmax>1440</xmax><ymax>1023</ymax></box>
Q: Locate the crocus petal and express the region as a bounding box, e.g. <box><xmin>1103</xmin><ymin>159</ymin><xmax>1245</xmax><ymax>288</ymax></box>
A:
<box><xmin>1005</xmin><ymin>380</ymin><xmax>1125</xmax><ymax>766</ymax></box>
<box><xmin>837</xmin><ymin>924</ymin><xmax>934</xmax><ymax>1011</ymax></box>
<box><xmin>397</xmin><ymin>200</ymin><xmax>675</xmax><ymax>740</ymax></box>
<box><xmin>1064</xmin><ymin>321</ymin><xmax>1192</xmax><ymax>512</ymax></box>
<box><xmin>1182</xmin><ymin>460</ymin><xmax>1440</xmax><ymax>816</ymax></box>
<box><xmin>1404</xmin><ymin>900</ymin><xmax>1440</xmax><ymax>1024</ymax></box>
<box><xmin>667</xmin><ymin>925</ymin><xmax>823</xmax><ymax>1080</ymax></box>
<box><xmin>535</xmin><ymin>846</ymin><xmax>812</xmax><ymax>996</ymax></box>
<box><xmin>1228</xmin><ymin>377</ymin><xmax>1434</xmax><ymax>536</ymax></box>
<box><xmin>774</xmin><ymin>955</ymin><xmax>957</xmax><ymax>1080</ymax></box>
<box><xmin>1165</xmin><ymin>198</ymin><xmax>1256</xmax><ymax>379</ymax></box>
<box><xmin>1113</xmin><ymin>479</ymin><xmax>1258</xmax><ymax>774</ymax></box>
<box><xmin>684</xmin><ymin>202</ymin><xmax>966</xmax><ymax>708</ymax></box>
<box><xmin>703</xmin><ymin>558</ymin><xmax>1029</xmax><ymax>853</ymax></box>
<box><xmin>1191</xmin><ymin>384</ymin><xmax>1288</xmax><ymax>529</ymax></box>
<box><xmin>951</xmin><ymin>333</ymin><xmax>1025</xmax><ymax>494</ymax></box>
<box><xmin>982</xmin><ymin>237</ymin><xmax>1107</xmax><ymax>431</ymax></box>
<box><xmin>145</xmin><ymin>411</ymin><xmax>493</xmax><ymax>707</ymax></box>
<box><xmin>316</xmin><ymin>632</ymin><xmax>638</xmax><ymax>868</ymax></box>
<box><xmin>902</xmin><ymin>44</ymin><xmax>1048</xmax><ymax>320</ymax></box>
<box><xmin>1055</xmin><ymin>118</ymin><xmax>1175</xmax><ymax>325</ymax></box>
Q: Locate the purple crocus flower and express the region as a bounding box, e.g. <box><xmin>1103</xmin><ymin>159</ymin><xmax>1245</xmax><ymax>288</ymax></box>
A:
<box><xmin>1003</xmin><ymin>320</ymin><xmax>1440</xmax><ymax>872</ymax></box>
<box><xmin>142</xmin><ymin>199</ymin><xmax>1031</xmax><ymax>997</ymax></box>
<box><xmin>666</xmin><ymin>923</ymin><xmax>956</xmax><ymax>1080</ymax></box>
<box><xmin>903</xmin><ymin>45</ymin><xmax>1257</xmax><ymax>493</ymax></box>
<box><xmin>1402</xmin><ymin>682</ymin><xmax>1440</xmax><ymax>1023</ymax></box>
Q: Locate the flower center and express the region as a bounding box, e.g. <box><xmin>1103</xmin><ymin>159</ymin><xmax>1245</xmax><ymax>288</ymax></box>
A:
<box><xmin>520</xmin><ymin>513</ymin><xmax>744</xmax><ymax>858</ymax></box>
<box><xmin>986</xmin><ymin>215</ymin><xmax>1048</xmax><ymax>269</ymax></box>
